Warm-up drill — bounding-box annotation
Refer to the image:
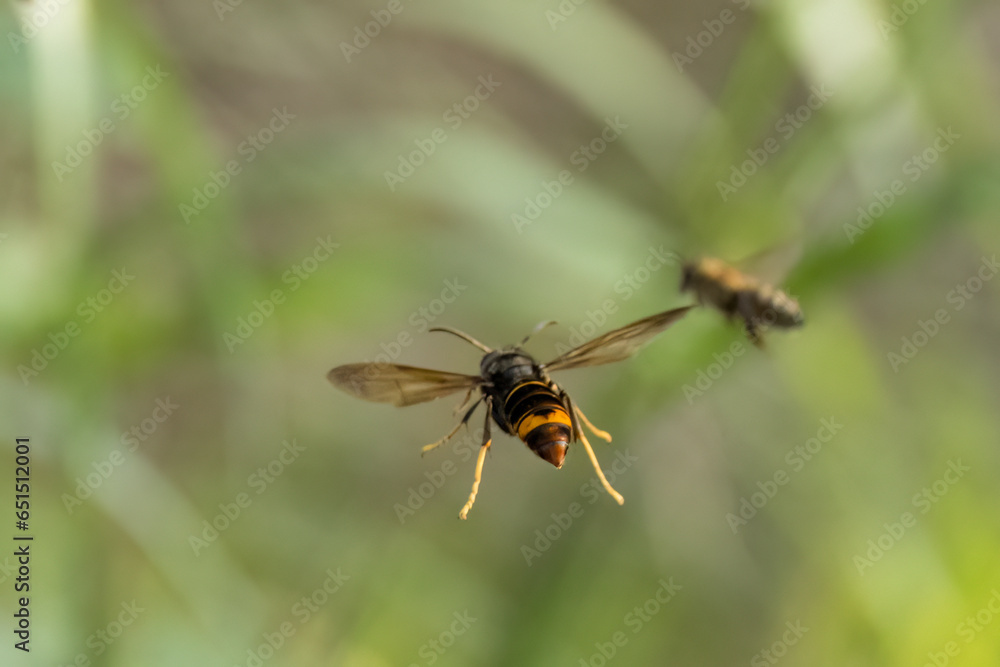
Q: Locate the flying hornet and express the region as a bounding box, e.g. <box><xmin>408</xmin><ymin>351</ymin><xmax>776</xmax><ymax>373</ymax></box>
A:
<box><xmin>328</xmin><ymin>307</ymin><xmax>693</xmax><ymax>519</ymax></box>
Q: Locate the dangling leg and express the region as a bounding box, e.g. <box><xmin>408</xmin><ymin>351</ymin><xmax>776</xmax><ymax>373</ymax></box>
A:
<box><xmin>567</xmin><ymin>399</ymin><xmax>624</xmax><ymax>506</ymax></box>
<box><xmin>574</xmin><ymin>404</ymin><xmax>612</xmax><ymax>443</ymax></box>
<box><xmin>422</xmin><ymin>396</ymin><xmax>482</xmax><ymax>456</ymax></box>
<box><xmin>452</xmin><ymin>385</ymin><xmax>477</xmax><ymax>417</ymax></box>
<box><xmin>744</xmin><ymin>319</ymin><xmax>765</xmax><ymax>350</ymax></box>
<box><xmin>459</xmin><ymin>397</ymin><xmax>493</xmax><ymax>520</ymax></box>
<box><xmin>554</xmin><ymin>385</ymin><xmax>611</xmax><ymax>442</ymax></box>
<box><xmin>736</xmin><ymin>292</ymin><xmax>766</xmax><ymax>349</ymax></box>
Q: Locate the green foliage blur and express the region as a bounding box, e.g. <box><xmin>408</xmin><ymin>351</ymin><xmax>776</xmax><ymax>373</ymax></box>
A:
<box><xmin>2</xmin><ymin>0</ymin><xmax>1000</xmax><ymax>665</ymax></box>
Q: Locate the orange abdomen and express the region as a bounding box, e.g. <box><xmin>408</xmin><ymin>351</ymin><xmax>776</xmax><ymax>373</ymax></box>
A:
<box><xmin>503</xmin><ymin>381</ymin><xmax>572</xmax><ymax>468</ymax></box>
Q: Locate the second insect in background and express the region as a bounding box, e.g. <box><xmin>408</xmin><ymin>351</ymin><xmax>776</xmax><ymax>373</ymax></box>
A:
<box><xmin>680</xmin><ymin>256</ymin><xmax>804</xmax><ymax>346</ymax></box>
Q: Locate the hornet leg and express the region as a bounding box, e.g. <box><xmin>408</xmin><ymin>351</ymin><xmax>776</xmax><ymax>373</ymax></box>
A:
<box><xmin>459</xmin><ymin>396</ymin><xmax>493</xmax><ymax>520</ymax></box>
<box><xmin>422</xmin><ymin>396</ymin><xmax>482</xmax><ymax>456</ymax></box>
<box><xmin>554</xmin><ymin>384</ymin><xmax>611</xmax><ymax>442</ymax></box>
<box><xmin>452</xmin><ymin>385</ymin><xmax>477</xmax><ymax>416</ymax></box>
<box><xmin>566</xmin><ymin>398</ymin><xmax>624</xmax><ymax>506</ymax></box>
<box><xmin>574</xmin><ymin>404</ymin><xmax>612</xmax><ymax>443</ymax></box>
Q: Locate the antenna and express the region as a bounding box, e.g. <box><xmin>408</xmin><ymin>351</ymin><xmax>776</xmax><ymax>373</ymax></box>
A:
<box><xmin>519</xmin><ymin>320</ymin><xmax>558</xmax><ymax>347</ymax></box>
<box><xmin>429</xmin><ymin>327</ymin><xmax>493</xmax><ymax>353</ymax></box>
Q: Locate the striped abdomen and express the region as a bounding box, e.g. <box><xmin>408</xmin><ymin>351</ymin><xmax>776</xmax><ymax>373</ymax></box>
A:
<box><xmin>503</xmin><ymin>381</ymin><xmax>572</xmax><ymax>468</ymax></box>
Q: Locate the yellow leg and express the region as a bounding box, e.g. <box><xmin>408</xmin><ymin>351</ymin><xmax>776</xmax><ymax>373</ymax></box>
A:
<box><xmin>573</xmin><ymin>406</ymin><xmax>624</xmax><ymax>505</ymax></box>
<box><xmin>458</xmin><ymin>437</ymin><xmax>491</xmax><ymax>520</ymax></box>
<box><xmin>421</xmin><ymin>421</ymin><xmax>464</xmax><ymax>455</ymax></box>
<box><xmin>459</xmin><ymin>398</ymin><xmax>493</xmax><ymax>520</ymax></box>
<box><xmin>575</xmin><ymin>405</ymin><xmax>612</xmax><ymax>442</ymax></box>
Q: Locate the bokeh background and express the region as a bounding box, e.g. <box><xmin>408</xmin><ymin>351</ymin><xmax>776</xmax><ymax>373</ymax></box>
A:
<box><xmin>2</xmin><ymin>0</ymin><xmax>1000</xmax><ymax>665</ymax></box>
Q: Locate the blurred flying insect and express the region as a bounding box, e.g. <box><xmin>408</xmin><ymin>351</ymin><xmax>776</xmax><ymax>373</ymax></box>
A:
<box><xmin>328</xmin><ymin>307</ymin><xmax>692</xmax><ymax>519</ymax></box>
<box><xmin>680</xmin><ymin>252</ymin><xmax>804</xmax><ymax>347</ymax></box>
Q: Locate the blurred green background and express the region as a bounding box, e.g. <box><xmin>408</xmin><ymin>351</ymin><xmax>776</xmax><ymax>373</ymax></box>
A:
<box><xmin>2</xmin><ymin>0</ymin><xmax>1000</xmax><ymax>665</ymax></box>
